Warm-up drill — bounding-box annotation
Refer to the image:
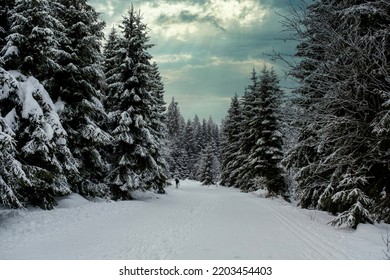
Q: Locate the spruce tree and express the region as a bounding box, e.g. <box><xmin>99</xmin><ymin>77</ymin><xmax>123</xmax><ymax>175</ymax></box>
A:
<box><xmin>165</xmin><ymin>97</ymin><xmax>186</xmax><ymax>178</ymax></box>
<box><xmin>0</xmin><ymin>67</ymin><xmax>28</xmax><ymax>209</ymax></box>
<box><xmin>103</xmin><ymin>27</ymin><xmax>122</xmax><ymax>110</ymax></box>
<box><xmin>248</xmin><ymin>67</ymin><xmax>287</xmax><ymax>197</ymax></box>
<box><xmin>0</xmin><ymin>0</ymin><xmax>78</xmax><ymax>208</ymax></box>
<box><xmin>51</xmin><ymin>0</ymin><xmax>111</xmax><ymax>197</ymax></box>
<box><xmin>105</xmin><ymin>5</ymin><xmax>166</xmax><ymax>199</ymax></box>
<box><xmin>190</xmin><ymin>114</ymin><xmax>203</xmax><ymax>179</ymax></box>
<box><xmin>0</xmin><ymin>0</ymin><xmax>14</xmax><ymax>58</ymax></box>
<box><xmin>284</xmin><ymin>0</ymin><xmax>390</xmax><ymax>227</ymax></box>
<box><xmin>220</xmin><ymin>94</ymin><xmax>243</xmax><ymax>187</ymax></box>
<box><xmin>183</xmin><ymin>119</ymin><xmax>197</xmax><ymax>179</ymax></box>
<box><xmin>0</xmin><ymin>67</ymin><xmax>74</xmax><ymax>209</ymax></box>
<box><xmin>235</xmin><ymin>69</ymin><xmax>260</xmax><ymax>191</ymax></box>
<box><xmin>145</xmin><ymin>62</ymin><xmax>169</xmax><ymax>193</ymax></box>
<box><xmin>1</xmin><ymin>0</ymin><xmax>65</xmax><ymax>80</ymax></box>
<box><xmin>166</xmin><ymin>97</ymin><xmax>184</xmax><ymax>137</ymax></box>
<box><xmin>0</xmin><ymin>115</ymin><xmax>28</xmax><ymax>209</ymax></box>
<box><xmin>197</xmin><ymin>144</ymin><xmax>219</xmax><ymax>185</ymax></box>
<box><xmin>226</xmin><ymin>68</ymin><xmax>287</xmax><ymax>197</ymax></box>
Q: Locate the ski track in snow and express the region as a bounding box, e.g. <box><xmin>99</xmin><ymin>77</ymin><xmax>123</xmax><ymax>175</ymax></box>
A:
<box><xmin>0</xmin><ymin>180</ymin><xmax>387</xmax><ymax>260</ymax></box>
<box><xmin>258</xmin><ymin>201</ymin><xmax>349</xmax><ymax>259</ymax></box>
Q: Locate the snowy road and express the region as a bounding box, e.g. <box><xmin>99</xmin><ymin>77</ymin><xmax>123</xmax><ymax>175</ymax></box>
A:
<box><xmin>0</xmin><ymin>180</ymin><xmax>387</xmax><ymax>259</ymax></box>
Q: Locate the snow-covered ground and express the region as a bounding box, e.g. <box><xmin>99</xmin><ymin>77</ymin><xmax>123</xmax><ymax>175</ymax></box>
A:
<box><xmin>0</xmin><ymin>180</ymin><xmax>388</xmax><ymax>260</ymax></box>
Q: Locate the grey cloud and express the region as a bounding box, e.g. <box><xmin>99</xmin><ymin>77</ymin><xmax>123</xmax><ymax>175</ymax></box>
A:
<box><xmin>156</xmin><ymin>10</ymin><xmax>225</xmax><ymax>31</ymax></box>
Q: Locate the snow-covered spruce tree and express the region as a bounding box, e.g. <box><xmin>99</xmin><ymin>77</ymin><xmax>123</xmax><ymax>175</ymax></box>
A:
<box><xmin>189</xmin><ymin>114</ymin><xmax>203</xmax><ymax>179</ymax></box>
<box><xmin>200</xmin><ymin>118</ymin><xmax>208</xmax><ymax>151</ymax></box>
<box><xmin>0</xmin><ymin>68</ymin><xmax>29</xmax><ymax>209</ymax></box>
<box><xmin>49</xmin><ymin>0</ymin><xmax>111</xmax><ymax>197</ymax></box>
<box><xmin>197</xmin><ymin>143</ymin><xmax>220</xmax><ymax>185</ymax></box>
<box><xmin>0</xmin><ymin>0</ymin><xmax>14</xmax><ymax>56</ymax></box>
<box><xmin>103</xmin><ymin>26</ymin><xmax>124</xmax><ymax>168</ymax></box>
<box><xmin>206</xmin><ymin>117</ymin><xmax>221</xmax><ymax>160</ymax></box>
<box><xmin>144</xmin><ymin>62</ymin><xmax>169</xmax><ymax>193</ymax></box>
<box><xmin>0</xmin><ymin>0</ymin><xmax>78</xmax><ymax>208</ymax></box>
<box><xmin>103</xmin><ymin>27</ymin><xmax>122</xmax><ymax>110</ymax></box>
<box><xmin>170</xmin><ymin>142</ymin><xmax>189</xmax><ymax>179</ymax></box>
<box><xmin>166</xmin><ymin>97</ymin><xmax>184</xmax><ymax>137</ymax></box>
<box><xmin>103</xmin><ymin>27</ymin><xmax>121</xmax><ymax>81</ymax></box>
<box><xmin>0</xmin><ymin>116</ymin><xmax>28</xmax><ymax>209</ymax></box>
<box><xmin>220</xmin><ymin>94</ymin><xmax>243</xmax><ymax>187</ymax></box>
<box><xmin>235</xmin><ymin>68</ymin><xmax>287</xmax><ymax>197</ymax></box>
<box><xmin>1</xmin><ymin>0</ymin><xmax>67</xmax><ymax>81</ymax></box>
<box><xmin>183</xmin><ymin>119</ymin><xmax>197</xmax><ymax>179</ymax></box>
<box><xmin>165</xmin><ymin>97</ymin><xmax>187</xmax><ymax>178</ymax></box>
<box><xmin>235</xmin><ymin>69</ymin><xmax>260</xmax><ymax>191</ymax></box>
<box><xmin>105</xmin><ymin>5</ymin><xmax>167</xmax><ymax>199</ymax></box>
<box><xmin>250</xmin><ymin>67</ymin><xmax>287</xmax><ymax>197</ymax></box>
<box><xmin>284</xmin><ymin>0</ymin><xmax>390</xmax><ymax>227</ymax></box>
<box><xmin>0</xmin><ymin>68</ymin><xmax>74</xmax><ymax>209</ymax></box>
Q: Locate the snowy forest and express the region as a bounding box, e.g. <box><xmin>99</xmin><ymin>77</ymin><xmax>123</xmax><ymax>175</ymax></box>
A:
<box><xmin>0</xmin><ymin>0</ymin><xmax>389</xmax><ymax>231</ymax></box>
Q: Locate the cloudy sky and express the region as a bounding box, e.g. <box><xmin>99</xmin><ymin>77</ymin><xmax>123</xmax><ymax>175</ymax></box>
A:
<box><xmin>90</xmin><ymin>0</ymin><xmax>300</xmax><ymax>123</ymax></box>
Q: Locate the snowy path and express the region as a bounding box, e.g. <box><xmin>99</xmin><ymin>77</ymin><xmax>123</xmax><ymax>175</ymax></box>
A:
<box><xmin>0</xmin><ymin>180</ymin><xmax>387</xmax><ymax>259</ymax></box>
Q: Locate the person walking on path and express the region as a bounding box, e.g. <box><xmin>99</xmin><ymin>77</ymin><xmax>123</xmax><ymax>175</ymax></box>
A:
<box><xmin>175</xmin><ymin>178</ymin><xmax>180</xmax><ymax>188</ymax></box>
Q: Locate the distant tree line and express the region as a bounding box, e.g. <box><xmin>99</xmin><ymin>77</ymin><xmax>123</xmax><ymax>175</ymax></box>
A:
<box><xmin>165</xmin><ymin>98</ymin><xmax>221</xmax><ymax>185</ymax></box>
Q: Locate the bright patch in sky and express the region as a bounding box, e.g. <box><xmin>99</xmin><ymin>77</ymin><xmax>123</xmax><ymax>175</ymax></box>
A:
<box><xmin>136</xmin><ymin>0</ymin><xmax>268</xmax><ymax>41</ymax></box>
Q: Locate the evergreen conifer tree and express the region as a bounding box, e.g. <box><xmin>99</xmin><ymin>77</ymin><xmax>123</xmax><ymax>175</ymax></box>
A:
<box><xmin>197</xmin><ymin>144</ymin><xmax>219</xmax><ymax>185</ymax></box>
<box><xmin>183</xmin><ymin>119</ymin><xmax>197</xmax><ymax>179</ymax></box>
<box><xmin>0</xmin><ymin>115</ymin><xmax>28</xmax><ymax>209</ymax></box>
<box><xmin>166</xmin><ymin>97</ymin><xmax>184</xmax><ymax>137</ymax></box>
<box><xmin>220</xmin><ymin>94</ymin><xmax>243</xmax><ymax>187</ymax></box>
<box><xmin>227</xmin><ymin>68</ymin><xmax>287</xmax><ymax>198</ymax></box>
<box><xmin>51</xmin><ymin>0</ymin><xmax>111</xmax><ymax>197</ymax></box>
<box><xmin>144</xmin><ymin>62</ymin><xmax>169</xmax><ymax>193</ymax></box>
<box><xmin>0</xmin><ymin>67</ymin><xmax>74</xmax><ymax>209</ymax></box>
<box><xmin>188</xmin><ymin>115</ymin><xmax>201</xmax><ymax>179</ymax></box>
<box><xmin>284</xmin><ymin>0</ymin><xmax>390</xmax><ymax>227</ymax></box>
<box><xmin>247</xmin><ymin>67</ymin><xmax>287</xmax><ymax>197</ymax></box>
<box><xmin>2</xmin><ymin>0</ymin><xmax>65</xmax><ymax>80</ymax></box>
<box><xmin>0</xmin><ymin>0</ymin><xmax>78</xmax><ymax>208</ymax></box>
<box><xmin>166</xmin><ymin>97</ymin><xmax>187</xmax><ymax>178</ymax></box>
<box><xmin>0</xmin><ymin>67</ymin><xmax>29</xmax><ymax>209</ymax></box>
<box><xmin>0</xmin><ymin>0</ymin><xmax>14</xmax><ymax>59</ymax></box>
<box><xmin>235</xmin><ymin>69</ymin><xmax>260</xmax><ymax>191</ymax></box>
<box><xmin>105</xmin><ymin>5</ymin><xmax>165</xmax><ymax>199</ymax></box>
<box><xmin>103</xmin><ymin>27</ymin><xmax>122</xmax><ymax>110</ymax></box>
